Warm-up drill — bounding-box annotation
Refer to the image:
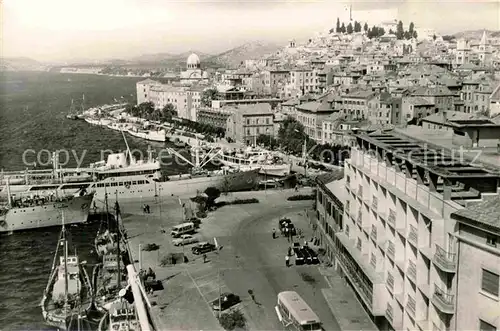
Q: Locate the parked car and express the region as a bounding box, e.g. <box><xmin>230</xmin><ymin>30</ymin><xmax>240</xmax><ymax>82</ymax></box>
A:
<box><xmin>191</xmin><ymin>242</ymin><xmax>216</xmax><ymax>255</ymax></box>
<box><xmin>278</xmin><ymin>218</ymin><xmax>291</xmax><ymax>231</ymax></box>
<box><xmin>302</xmin><ymin>246</ymin><xmax>319</xmax><ymax>264</ymax></box>
<box><xmin>211</xmin><ymin>293</ymin><xmax>241</xmax><ymax>311</ymax></box>
<box><xmin>172</xmin><ymin>234</ymin><xmax>199</xmax><ymax>246</ymax></box>
<box><xmin>300</xmin><ymin>246</ymin><xmax>313</xmax><ymax>264</ymax></box>
<box><xmin>293</xmin><ymin>246</ymin><xmax>305</xmax><ymax>265</ymax></box>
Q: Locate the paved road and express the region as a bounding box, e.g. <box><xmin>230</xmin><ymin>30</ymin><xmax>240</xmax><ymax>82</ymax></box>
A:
<box><xmin>210</xmin><ymin>203</ymin><xmax>342</xmax><ymax>331</ymax></box>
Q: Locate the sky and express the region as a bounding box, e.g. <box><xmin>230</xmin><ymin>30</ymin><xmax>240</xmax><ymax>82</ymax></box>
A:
<box><xmin>1</xmin><ymin>0</ymin><xmax>499</xmax><ymax>62</ymax></box>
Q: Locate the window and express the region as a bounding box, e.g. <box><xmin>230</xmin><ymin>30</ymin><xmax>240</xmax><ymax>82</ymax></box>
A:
<box><xmin>481</xmin><ymin>269</ymin><xmax>499</xmax><ymax>297</ymax></box>
<box><xmin>479</xmin><ymin>320</ymin><xmax>496</xmax><ymax>331</ymax></box>
<box><xmin>487</xmin><ymin>235</ymin><xmax>498</xmax><ymax>247</ymax></box>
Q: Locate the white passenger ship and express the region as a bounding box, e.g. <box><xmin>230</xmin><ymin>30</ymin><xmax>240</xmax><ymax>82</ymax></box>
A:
<box><xmin>0</xmin><ymin>190</ymin><xmax>94</xmax><ymax>233</ymax></box>
<box><xmin>0</xmin><ymin>137</ymin><xmax>260</xmax><ymax>210</ymax></box>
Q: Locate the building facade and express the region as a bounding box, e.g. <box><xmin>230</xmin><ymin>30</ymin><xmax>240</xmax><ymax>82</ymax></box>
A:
<box><xmin>313</xmin><ymin>130</ymin><xmax>500</xmax><ymax>331</ymax></box>
<box><xmin>452</xmin><ymin>202</ymin><xmax>500</xmax><ymax>331</ymax></box>
<box><xmin>225</xmin><ymin>103</ymin><xmax>274</xmax><ymax>145</ymax></box>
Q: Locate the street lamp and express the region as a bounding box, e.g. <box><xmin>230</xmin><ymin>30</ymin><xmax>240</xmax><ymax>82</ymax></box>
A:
<box><xmin>294</xmin><ymin>129</ymin><xmax>308</xmax><ymax>178</ymax></box>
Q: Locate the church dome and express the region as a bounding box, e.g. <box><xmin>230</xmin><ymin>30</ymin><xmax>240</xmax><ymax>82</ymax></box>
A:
<box><xmin>187</xmin><ymin>53</ymin><xmax>200</xmax><ymax>69</ymax></box>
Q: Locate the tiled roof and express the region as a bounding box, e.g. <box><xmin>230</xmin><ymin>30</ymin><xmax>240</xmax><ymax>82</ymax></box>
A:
<box><xmin>235</xmin><ymin>103</ymin><xmax>273</xmax><ymax>115</ymax></box>
<box><xmin>405</xmin><ymin>96</ymin><xmax>434</xmax><ymax>106</ymax></box>
<box><xmin>452</xmin><ymin>195</ymin><xmax>500</xmax><ymax>231</ymax></box>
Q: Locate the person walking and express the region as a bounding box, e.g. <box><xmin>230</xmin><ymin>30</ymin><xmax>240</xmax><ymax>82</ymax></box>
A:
<box><xmin>288</xmin><ymin>246</ymin><xmax>292</xmax><ymax>257</ymax></box>
<box><xmin>285</xmin><ymin>255</ymin><xmax>290</xmax><ymax>267</ymax></box>
<box><xmin>272</xmin><ymin>228</ymin><xmax>276</xmax><ymax>239</ymax></box>
<box><xmin>203</xmin><ymin>253</ymin><xmax>207</xmax><ymax>263</ymax></box>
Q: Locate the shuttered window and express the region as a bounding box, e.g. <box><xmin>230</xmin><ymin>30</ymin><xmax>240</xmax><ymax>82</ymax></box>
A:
<box><xmin>481</xmin><ymin>269</ymin><xmax>499</xmax><ymax>297</ymax></box>
<box><xmin>479</xmin><ymin>319</ymin><xmax>496</xmax><ymax>331</ymax></box>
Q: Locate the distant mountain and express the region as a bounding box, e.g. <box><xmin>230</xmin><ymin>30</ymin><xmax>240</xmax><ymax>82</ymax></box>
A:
<box><xmin>0</xmin><ymin>57</ymin><xmax>46</xmax><ymax>71</ymax></box>
<box><xmin>129</xmin><ymin>50</ymin><xmax>211</xmax><ymax>64</ymax></box>
<box><xmin>452</xmin><ymin>30</ymin><xmax>500</xmax><ymax>40</ymax></box>
<box><xmin>206</xmin><ymin>41</ymin><xmax>283</xmax><ymax>68</ymax></box>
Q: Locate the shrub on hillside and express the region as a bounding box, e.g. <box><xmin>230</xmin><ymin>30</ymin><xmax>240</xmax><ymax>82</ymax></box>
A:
<box><xmin>287</xmin><ymin>194</ymin><xmax>315</xmax><ymax>201</ymax></box>
<box><xmin>218</xmin><ymin>310</ymin><xmax>246</xmax><ymax>330</ymax></box>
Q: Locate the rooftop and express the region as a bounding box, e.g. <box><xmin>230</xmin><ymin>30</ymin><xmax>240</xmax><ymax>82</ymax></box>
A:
<box><xmin>452</xmin><ymin>194</ymin><xmax>500</xmax><ymax>232</ymax></box>
<box><xmin>422</xmin><ymin>111</ymin><xmax>500</xmax><ymax>128</ymax></box>
<box><xmin>354</xmin><ymin>129</ymin><xmax>500</xmax><ymax>180</ymax></box>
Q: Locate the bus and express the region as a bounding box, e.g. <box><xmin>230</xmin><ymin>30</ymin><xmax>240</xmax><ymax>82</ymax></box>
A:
<box><xmin>275</xmin><ymin>291</ymin><xmax>322</xmax><ymax>331</ymax></box>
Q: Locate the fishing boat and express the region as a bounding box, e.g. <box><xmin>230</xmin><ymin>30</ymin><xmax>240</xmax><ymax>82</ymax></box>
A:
<box><xmin>93</xmin><ymin>201</ymin><xmax>131</xmax><ymax>313</ymax></box>
<box><xmin>98</xmin><ymin>296</ymin><xmax>140</xmax><ymax>331</ymax></box>
<box><xmin>94</xmin><ymin>196</ymin><xmax>120</xmax><ymax>258</ymax></box>
<box><xmin>66</xmin><ymin>99</ymin><xmax>79</xmax><ymax>120</ymax></box>
<box><xmin>41</xmin><ymin>216</ymin><xmax>93</xmax><ymax>330</ymax></box>
<box><xmin>98</xmin><ymin>265</ymin><xmax>155</xmax><ymax>331</ymax></box>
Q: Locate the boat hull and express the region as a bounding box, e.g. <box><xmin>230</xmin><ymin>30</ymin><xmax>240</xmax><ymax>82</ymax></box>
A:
<box><xmin>127</xmin><ymin>129</ymin><xmax>166</xmax><ymax>142</ymax></box>
<box><xmin>0</xmin><ymin>193</ymin><xmax>94</xmax><ymax>233</ymax></box>
<box><xmin>90</xmin><ymin>168</ymin><xmax>260</xmax><ymax>208</ymax></box>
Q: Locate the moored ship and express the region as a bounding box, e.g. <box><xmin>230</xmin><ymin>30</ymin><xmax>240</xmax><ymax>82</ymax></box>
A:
<box><xmin>41</xmin><ymin>219</ymin><xmax>93</xmax><ymax>330</ymax></box>
<box><xmin>0</xmin><ymin>188</ymin><xmax>94</xmax><ymax>233</ymax></box>
<box><xmin>0</xmin><ymin>136</ymin><xmax>260</xmax><ymax>209</ymax></box>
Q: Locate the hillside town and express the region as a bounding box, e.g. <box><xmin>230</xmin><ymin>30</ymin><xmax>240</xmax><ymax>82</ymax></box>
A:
<box><xmin>3</xmin><ymin>11</ymin><xmax>500</xmax><ymax>331</ymax></box>
<box><xmin>129</xmin><ymin>18</ymin><xmax>500</xmax><ymax>331</ymax></box>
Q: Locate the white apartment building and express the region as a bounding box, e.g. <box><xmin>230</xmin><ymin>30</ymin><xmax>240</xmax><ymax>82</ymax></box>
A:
<box><xmin>135</xmin><ymin>79</ymin><xmax>203</xmax><ymax>121</ymax></box>
<box><xmin>452</xmin><ymin>206</ymin><xmax>500</xmax><ymax>331</ymax></box>
<box><xmin>314</xmin><ymin>129</ymin><xmax>500</xmax><ymax>331</ymax></box>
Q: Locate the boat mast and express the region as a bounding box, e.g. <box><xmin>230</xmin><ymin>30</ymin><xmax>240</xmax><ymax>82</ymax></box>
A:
<box><xmin>6</xmin><ymin>177</ymin><xmax>11</xmax><ymax>206</ymax></box>
<box><xmin>115</xmin><ymin>197</ymin><xmax>121</xmax><ymax>289</ymax></box>
<box><xmin>121</xmin><ymin>129</ymin><xmax>133</xmax><ymax>163</ymax></box>
<box><xmin>62</xmin><ymin>211</ymin><xmax>69</xmax><ymax>317</ymax></box>
<box><xmin>105</xmin><ymin>188</ymin><xmax>110</xmax><ymax>229</ymax></box>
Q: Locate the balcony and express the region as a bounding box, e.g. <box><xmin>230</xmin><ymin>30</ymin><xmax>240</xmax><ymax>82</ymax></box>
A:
<box><xmin>387</xmin><ymin>241</ymin><xmax>395</xmax><ymax>261</ymax></box>
<box><xmin>433</xmin><ymin>244</ymin><xmax>457</xmax><ymax>273</ymax></box>
<box><xmin>432</xmin><ymin>284</ymin><xmax>455</xmax><ymax>314</ymax></box>
<box><xmin>386</xmin><ymin>273</ymin><xmax>395</xmax><ymax>293</ymax></box>
<box><xmin>408</xmin><ymin>225</ymin><xmax>418</xmax><ymax>247</ymax></box>
<box><xmin>358</xmin><ymin>185</ymin><xmax>363</xmax><ymax>199</ymax></box>
<box><xmin>406</xmin><ymin>295</ymin><xmax>416</xmax><ymax>317</ymax></box>
<box><xmin>372</xmin><ymin>196</ymin><xmax>378</xmax><ymax>211</ymax></box>
<box><xmin>407</xmin><ymin>260</ymin><xmax>417</xmax><ymax>282</ymax></box>
<box><xmin>385</xmin><ymin>303</ymin><xmax>394</xmax><ymax>323</ymax></box>
<box><xmin>388</xmin><ymin>209</ymin><xmax>396</xmax><ymax>228</ymax></box>
<box><xmin>370</xmin><ymin>226</ymin><xmax>377</xmax><ymax>243</ymax></box>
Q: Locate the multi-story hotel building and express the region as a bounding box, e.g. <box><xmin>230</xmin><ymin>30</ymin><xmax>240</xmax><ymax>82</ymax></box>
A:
<box><xmin>314</xmin><ymin>130</ymin><xmax>500</xmax><ymax>331</ymax></box>
<box><xmin>452</xmin><ymin>201</ymin><xmax>500</xmax><ymax>331</ymax></box>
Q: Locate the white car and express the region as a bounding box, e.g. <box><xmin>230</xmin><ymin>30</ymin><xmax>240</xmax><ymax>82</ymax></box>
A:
<box><xmin>172</xmin><ymin>234</ymin><xmax>199</xmax><ymax>246</ymax></box>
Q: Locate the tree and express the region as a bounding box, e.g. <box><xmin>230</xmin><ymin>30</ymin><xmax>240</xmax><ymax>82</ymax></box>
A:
<box><xmin>204</xmin><ymin>187</ymin><xmax>221</xmax><ymax>209</ymax></box>
<box><xmin>218</xmin><ymin>310</ymin><xmax>246</xmax><ymax>330</ymax></box>
<box><xmin>256</xmin><ymin>134</ymin><xmax>278</xmax><ymax>149</ymax></box>
<box><xmin>336</xmin><ymin>17</ymin><xmax>341</xmax><ymax>33</ymax></box>
<box><xmin>353</xmin><ymin>21</ymin><xmax>360</xmax><ymax>32</ymax></box>
<box><xmin>201</xmin><ymin>88</ymin><xmax>218</xmax><ymax>107</ymax></box>
<box><xmin>412</xmin><ymin>31</ymin><xmax>418</xmax><ymax>39</ymax></box>
<box><xmin>363</xmin><ymin>22</ymin><xmax>368</xmax><ymax>32</ymax></box>
<box><xmin>340</xmin><ymin>23</ymin><xmax>346</xmax><ymax>34</ymax></box>
<box><xmin>346</xmin><ymin>22</ymin><xmax>353</xmax><ymax>34</ymax></box>
<box><xmin>408</xmin><ymin>22</ymin><xmax>415</xmax><ymax>35</ymax></box>
<box><xmin>137</xmin><ymin>102</ymin><xmax>155</xmax><ymax>118</ymax></box>
<box><xmin>396</xmin><ymin>20</ymin><xmax>404</xmax><ymax>40</ymax></box>
<box><xmin>442</xmin><ymin>35</ymin><xmax>454</xmax><ymax>42</ymax></box>
<box><xmin>404</xmin><ymin>31</ymin><xmax>411</xmax><ymax>40</ymax></box>
<box><xmin>433</xmin><ymin>34</ymin><xmax>437</xmax><ymax>41</ymax></box>
<box><xmin>161</xmin><ymin>103</ymin><xmax>177</xmax><ymax>122</ymax></box>
<box><xmin>389</xmin><ymin>29</ymin><xmax>394</xmax><ymax>35</ymax></box>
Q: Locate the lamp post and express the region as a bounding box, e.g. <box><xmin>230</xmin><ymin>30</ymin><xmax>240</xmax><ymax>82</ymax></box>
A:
<box><xmin>294</xmin><ymin>129</ymin><xmax>308</xmax><ymax>178</ymax></box>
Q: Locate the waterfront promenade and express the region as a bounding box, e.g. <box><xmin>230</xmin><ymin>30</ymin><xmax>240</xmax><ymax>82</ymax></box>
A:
<box><xmin>117</xmin><ymin>188</ymin><xmax>376</xmax><ymax>330</ymax></box>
